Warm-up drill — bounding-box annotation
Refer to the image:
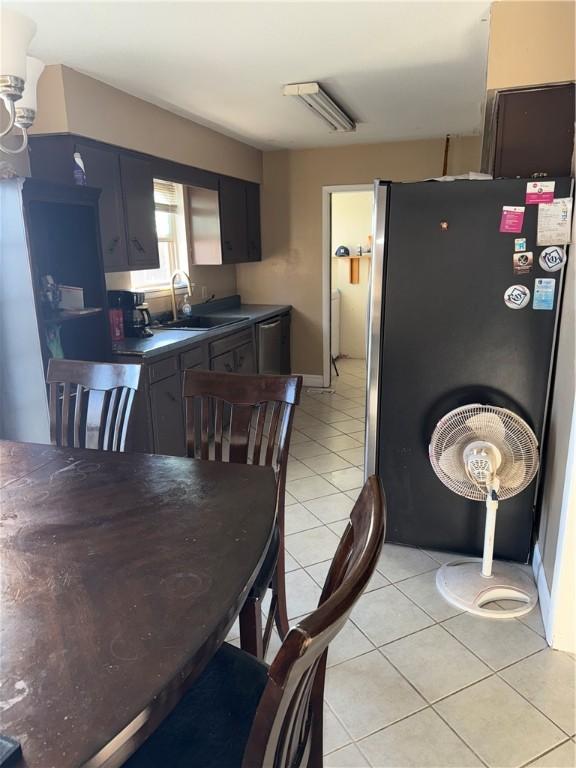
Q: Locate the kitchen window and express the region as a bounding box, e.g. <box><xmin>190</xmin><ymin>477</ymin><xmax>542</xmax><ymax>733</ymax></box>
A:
<box><xmin>130</xmin><ymin>179</ymin><xmax>188</xmax><ymax>292</ymax></box>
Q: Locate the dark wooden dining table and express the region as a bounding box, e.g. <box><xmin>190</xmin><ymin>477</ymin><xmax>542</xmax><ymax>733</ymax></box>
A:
<box><xmin>0</xmin><ymin>440</ymin><xmax>277</xmax><ymax>768</ymax></box>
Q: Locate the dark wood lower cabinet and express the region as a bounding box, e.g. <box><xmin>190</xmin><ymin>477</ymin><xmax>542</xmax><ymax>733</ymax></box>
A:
<box><xmin>211</xmin><ymin>350</ymin><xmax>236</xmax><ymax>373</ymax></box>
<box><xmin>235</xmin><ymin>342</ymin><xmax>255</xmax><ymax>374</ymax></box>
<box><xmin>150</xmin><ymin>373</ymin><xmax>186</xmax><ymax>456</ymax></box>
<box><xmin>121</xmin><ymin>314</ymin><xmax>288</xmax><ymax>456</ymax></box>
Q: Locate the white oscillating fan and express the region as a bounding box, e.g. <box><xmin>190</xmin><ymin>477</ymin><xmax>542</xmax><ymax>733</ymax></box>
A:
<box><xmin>429</xmin><ymin>404</ymin><xmax>539</xmax><ymax>618</ymax></box>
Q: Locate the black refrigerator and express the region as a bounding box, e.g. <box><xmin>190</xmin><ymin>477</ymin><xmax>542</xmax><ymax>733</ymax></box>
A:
<box><xmin>366</xmin><ymin>177</ymin><xmax>572</xmax><ymax>562</ymax></box>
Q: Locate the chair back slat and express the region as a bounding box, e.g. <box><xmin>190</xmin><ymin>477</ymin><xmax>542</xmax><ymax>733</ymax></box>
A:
<box><xmin>47</xmin><ymin>359</ymin><xmax>141</xmax><ymax>452</ymax></box>
<box><xmin>214</xmin><ymin>399</ymin><xmax>224</xmax><ymax>461</ymax></box>
<box><xmin>102</xmin><ymin>388</ymin><xmax>120</xmax><ymax>451</ymax></box>
<box><xmin>242</xmin><ymin>476</ymin><xmax>386</xmax><ymax>768</ymax></box>
<box><xmin>264</xmin><ymin>400</ymin><xmax>282</xmax><ymax>466</ymax></box>
<box><xmin>111</xmin><ymin>387</ymin><xmax>132</xmax><ymax>451</ymax></box>
<box><xmin>72</xmin><ymin>384</ymin><xmax>84</xmax><ymax>448</ymax></box>
<box><xmin>61</xmin><ymin>382</ymin><xmax>72</xmax><ymax>446</ymax></box>
<box><xmin>251</xmin><ymin>402</ymin><xmax>267</xmax><ymax>465</ymax></box>
<box><xmin>182</xmin><ymin>370</ymin><xmax>302</xmax><ymax>475</ymax></box>
<box><xmin>229</xmin><ymin>404</ymin><xmax>253</xmax><ymax>464</ymax></box>
<box><xmin>49</xmin><ymin>382</ymin><xmax>58</xmax><ymax>445</ymax></box>
<box><xmin>200</xmin><ymin>396</ymin><xmax>210</xmax><ymax>460</ymax></box>
<box><xmin>85</xmin><ymin>389</ymin><xmax>107</xmax><ymax>450</ymax></box>
<box><xmin>185</xmin><ymin>397</ymin><xmax>196</xmax><ymax>458</ymax></box>
<box><xmin>118</xmin><ymin>389</ymin><xmax>136</xmax><ymax>451</ymax></box>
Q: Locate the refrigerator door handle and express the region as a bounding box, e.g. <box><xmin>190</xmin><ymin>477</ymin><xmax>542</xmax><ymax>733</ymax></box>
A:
<box><xmin>365</xmin><ymin>180</ymin><xmax>389</xmax><ymax>478</ymax></box>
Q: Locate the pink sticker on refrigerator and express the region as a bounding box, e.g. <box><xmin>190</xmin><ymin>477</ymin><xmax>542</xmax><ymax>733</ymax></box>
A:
<box><xmin>525</xmin><ymin>181</ymin><xmax>555</xmax><ymax>205</ymax></box>
<box><xmin>500</xmin><ymin>206</ymin><xmax>525</xmax><ymax>233</ymax></box>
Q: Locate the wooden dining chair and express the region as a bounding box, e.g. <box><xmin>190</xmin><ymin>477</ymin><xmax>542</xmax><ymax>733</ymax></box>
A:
<box><xmin>47</xmin><ymin>359</ymin><xmax>141</xmax><ymax>452</ymax></box>
<box><xmin>182</xmin><ymin>369</ymin><xmax>302</xmax><ymax>659</ymax></box>
<box><xmin>124</xmin><ymin>475</ymin><xmax>385</xmax><ymax>768</ymax></box>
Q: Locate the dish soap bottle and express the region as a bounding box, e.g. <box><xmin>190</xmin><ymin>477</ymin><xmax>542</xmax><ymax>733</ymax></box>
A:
<box><xmin>181</xmin><ymin>293</ymin><xmax>194</xmax><ymax>317</ymax></box>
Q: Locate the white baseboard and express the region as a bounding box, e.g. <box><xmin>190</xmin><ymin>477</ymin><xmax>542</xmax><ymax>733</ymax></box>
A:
<box><xmin>532</xmin><ymin>542</ymin><xmax>552</xmax><ymax>646</ymax></box>
<box><xmin>301</xmin><ymin>375</ymin><xmax>325</xmax><ymax>388</ymax></box>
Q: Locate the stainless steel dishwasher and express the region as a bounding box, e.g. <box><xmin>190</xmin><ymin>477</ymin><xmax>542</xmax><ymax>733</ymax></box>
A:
<box><xmin>257</xmin><ymin>315</ymin><xmax>290</xmax><ymax>374</ymax></box>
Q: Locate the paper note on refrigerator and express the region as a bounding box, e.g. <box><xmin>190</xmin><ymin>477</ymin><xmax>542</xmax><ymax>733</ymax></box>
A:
<box><xmin>525</xmin><ymin>181</ymin><xmax>555</xmax><ymax>204</ymax></box>
<box><xmin>533</xmin><ymin>278</ymin><xmax>556</xmax><ymax>310</ymax></box>
<box><xmin>500</xmin><ymin>206</ymin><xmax>525</xmax><ymax>233</ymax></box>
<box><xmin>537</xmin><ymin>198</ymin><xmax>573</xmax><ymax>245</ymax></box>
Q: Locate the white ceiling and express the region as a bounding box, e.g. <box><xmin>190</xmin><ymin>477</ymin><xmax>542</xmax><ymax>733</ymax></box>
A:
<box><xmin>9</xmin><ymin>1</ymin><xmax>491</xmax><ymax>150</ymax></box>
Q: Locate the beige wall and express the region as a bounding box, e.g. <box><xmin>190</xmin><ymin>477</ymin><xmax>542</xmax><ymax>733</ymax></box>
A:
<box><xmin>486</xmin><ymin>1</ymin><xmax>576</xmax><ymax>602</ymax></box>
<box><xmin>104</xmin><ymin>264</ymin><xmax>238</xmax><ymax>316</ymax></box>
<box><xmin>539</xmin><ymin>240</ymin><xmax>575</xmax><ymax>587</ymax></box>
<box><xmin>331</xmin><ymin>191</ymin><xmax>374</xmax><ymax>359</ymax></box>
<box><xmin>237</xmin><ymin>135</ymin><xmax>481</xmax><ymax>375</ymax></box>
<box><xmin>487</xmin><ymin>1</ymin><xmax>576</xmax><ymax>90</ymax></box>
<box><xmin>32</xmin><ymin>65</ymin><xmax>262</xmax><ymax>183</ymax></box>
<box><xmin>31</xmin><ymin>65</ymin><xmax>261</xmax><ymax>304</ymax></box>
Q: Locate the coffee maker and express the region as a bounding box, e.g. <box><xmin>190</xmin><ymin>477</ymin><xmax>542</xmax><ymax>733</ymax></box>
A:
<box><xmin>107</xmin><ymin>290</ymin><xmax>153</xmax><ymax>338</ymax></box>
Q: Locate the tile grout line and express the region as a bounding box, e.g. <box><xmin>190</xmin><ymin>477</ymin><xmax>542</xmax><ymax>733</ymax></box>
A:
<box><xmin>288</xmin><ymin>550</ymin><xmax>569</xmax><ymax>751</ymax></box>
<box><xmin>331</xmin><ymin>578</ymin><xmax>560</xmax><ymax>764</ymax></box>
<box><xmin>439</xmin><ymin>616</ymin><xmax>549</xmax><ymax>674</ymax></box>
<box><xmin>428</xmin><ymin>702</ymin><xmax>492</xmax><ymax>768</ymax></box>
<box><xmin>494</xmin><ymin>664</ymin><xmax>575</xmax><ymax>739</ymax></box>
<box><xmin>518</xmin><ymin>737</ymin><xmax>573</xmax><ymax>768</ymax></box>
<box><xmin>322</xmin><ymin>700</ymin><xmax>355</xmax><ymax>756</ymax></box>
<box><xmin>295</xmin><ymin>367</ymin><xmax>567</xmax><ymax>766</ymax></box>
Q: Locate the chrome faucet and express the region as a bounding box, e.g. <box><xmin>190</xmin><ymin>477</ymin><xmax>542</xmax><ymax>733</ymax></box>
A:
<box><xmin>170</xmin><ymin>270</ymin><xmax>195</xmax><ymax>321</ymax></box>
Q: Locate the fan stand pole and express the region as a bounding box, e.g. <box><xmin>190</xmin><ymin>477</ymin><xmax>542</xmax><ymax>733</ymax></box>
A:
<box><xmin>482</xmin><ymin>492</ymin><xmax>498</xmax><ymax>578</ymax></box>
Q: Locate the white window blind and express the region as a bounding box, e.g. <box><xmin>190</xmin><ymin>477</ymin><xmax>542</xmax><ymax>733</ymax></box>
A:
<box><xmin>153</xmin><ymin>179</ymin><xmax>179</xmax><ymax>213</ymax></box>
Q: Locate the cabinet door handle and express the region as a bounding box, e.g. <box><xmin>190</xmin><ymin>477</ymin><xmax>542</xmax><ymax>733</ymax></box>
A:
<box><xmin>132</xmin><ymin>237</ymin><xmax>145</xmax><ymax>253</ymax></box>
<box><xmin>259</xmin><ymin>319</ymin><xmax>281</xmax><ymax>330</ymax></box>
<box><xmin>224</xmin><ymin>240</ymin><xmax>233</xmax><ymax>251</ymax></box>
<box><xmin>107</xmin><ymin>236</ymin><xmax>120</xmax><ymax>254</ymax></box>
<box><xmin>224</xmin><ymin>363</ymin><xmax>233</xmax><ymax>372</ymax></box>
<box><xmin>166</xmin><ymin>391</ymin><xmax>176</xmax><ymax>402</ymax></box>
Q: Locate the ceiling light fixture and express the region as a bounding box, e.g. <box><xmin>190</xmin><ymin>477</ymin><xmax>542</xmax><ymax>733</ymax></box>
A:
<box><xmin>283</xmin><ymin>82</ymin><xmax>355</xmax><ymax>133</ymax></box>
<box><xmin>1</xmin><ymin>9</ymin><xmax>44</xmax><ymax>154</ymax></box>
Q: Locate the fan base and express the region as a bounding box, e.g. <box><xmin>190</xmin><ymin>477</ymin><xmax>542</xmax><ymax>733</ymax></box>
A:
<box><xmin>436</xmin><ymin>560</ymin><xmax>538</xmax><ymax>619</ymax></box>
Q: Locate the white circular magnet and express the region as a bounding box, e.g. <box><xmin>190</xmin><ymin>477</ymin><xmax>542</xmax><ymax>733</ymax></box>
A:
<box><xmin>539</xmin><ymin>246</ymin><xmax>566</xmax><ymax>272</ymax></box>
<box><xmin>504</xmin><ymin>284</ymin><xmax>530</xmax><ymax>309</ymax></box>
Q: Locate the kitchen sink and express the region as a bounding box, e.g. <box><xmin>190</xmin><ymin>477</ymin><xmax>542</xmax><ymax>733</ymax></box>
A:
<box><xmin>158</xmin><ymin>315</ymin><xmax>248</xmax><ymax>330</ymax></box>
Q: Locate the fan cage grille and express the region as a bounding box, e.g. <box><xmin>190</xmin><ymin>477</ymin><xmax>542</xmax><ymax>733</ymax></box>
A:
<box><xmin>429</xmin><ymin>404</ymin><xmax>539</xmax><ymax>501</ymax></box>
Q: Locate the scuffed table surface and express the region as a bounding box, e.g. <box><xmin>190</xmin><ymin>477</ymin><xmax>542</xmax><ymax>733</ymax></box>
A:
<box><xmin>0</xmin><ymin>440</ymin><xmax>276</xmax><ymax>768</ymax></box>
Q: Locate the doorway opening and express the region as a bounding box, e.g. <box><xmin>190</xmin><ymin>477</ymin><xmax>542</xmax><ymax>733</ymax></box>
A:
<box><xmin>322</xmin><ymin>185</ymin><xmax>374</xmax><ymax>388</ymax></box>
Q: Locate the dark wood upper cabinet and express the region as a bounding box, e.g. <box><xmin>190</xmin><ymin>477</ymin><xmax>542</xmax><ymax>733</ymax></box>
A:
<box><xmin>28</xmin><ymin>134</ymin><xmax>262</xmax><ymax>268</ymax></box>
<box><xmin>219</xmin><ymin>176</ymin><xmax>249</xmax><ymax>264</ymax></box>
<box><xmin>119</xmin><ymin>155</ymin><xmax>160</xmax><ymax>269</ymax></box>
<box><xmin>245</xmin><ymin>182</ymin><xmax>262</xmax><ymax>262</ymax></box>
<box><xmin>76</xmin><ymin>143</ymin><xmax>128</xmax><ymax>271</ymax></box>
<box><xmin>484</xmin><ymin>83</ymin><xmax>575</xmax><ymax>179</ymax></box>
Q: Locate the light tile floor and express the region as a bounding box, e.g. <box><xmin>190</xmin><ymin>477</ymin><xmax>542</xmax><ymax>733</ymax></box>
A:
<box><xmin>233</xmin><ymin>358</ymin><xmax>576</xmax><ymax>768</ymax></box>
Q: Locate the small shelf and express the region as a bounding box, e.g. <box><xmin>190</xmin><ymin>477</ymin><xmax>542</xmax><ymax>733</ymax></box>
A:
<box><xmin>333</xmin><ymin>254</ymin><xmax>371</xmax><ymax>284</ymax></box>
<box><xmin>44</xmin><ymin>307</ymin><xmax>103</xmax><ymax>324</ymax></box>
<box><xmin>332</xmin><ymin>254</ymin><xmax>372</xmax><ymax>259</ymax></box>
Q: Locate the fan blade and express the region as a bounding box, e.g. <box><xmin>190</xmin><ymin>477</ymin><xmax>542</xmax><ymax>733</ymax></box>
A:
<box><xmin>502</xmin><ymin>461</ymin><xmax>526</xmax><ymax>490</ymax></box>
<box><xmin>438</xmin><ymin>445</ymin><xmax>467</xmax><ymax>482</ymax></box>
<box><xmin>466</xmin><ymin>412</ymin><xmax>506</xmax><ymax>442</ymax></box>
